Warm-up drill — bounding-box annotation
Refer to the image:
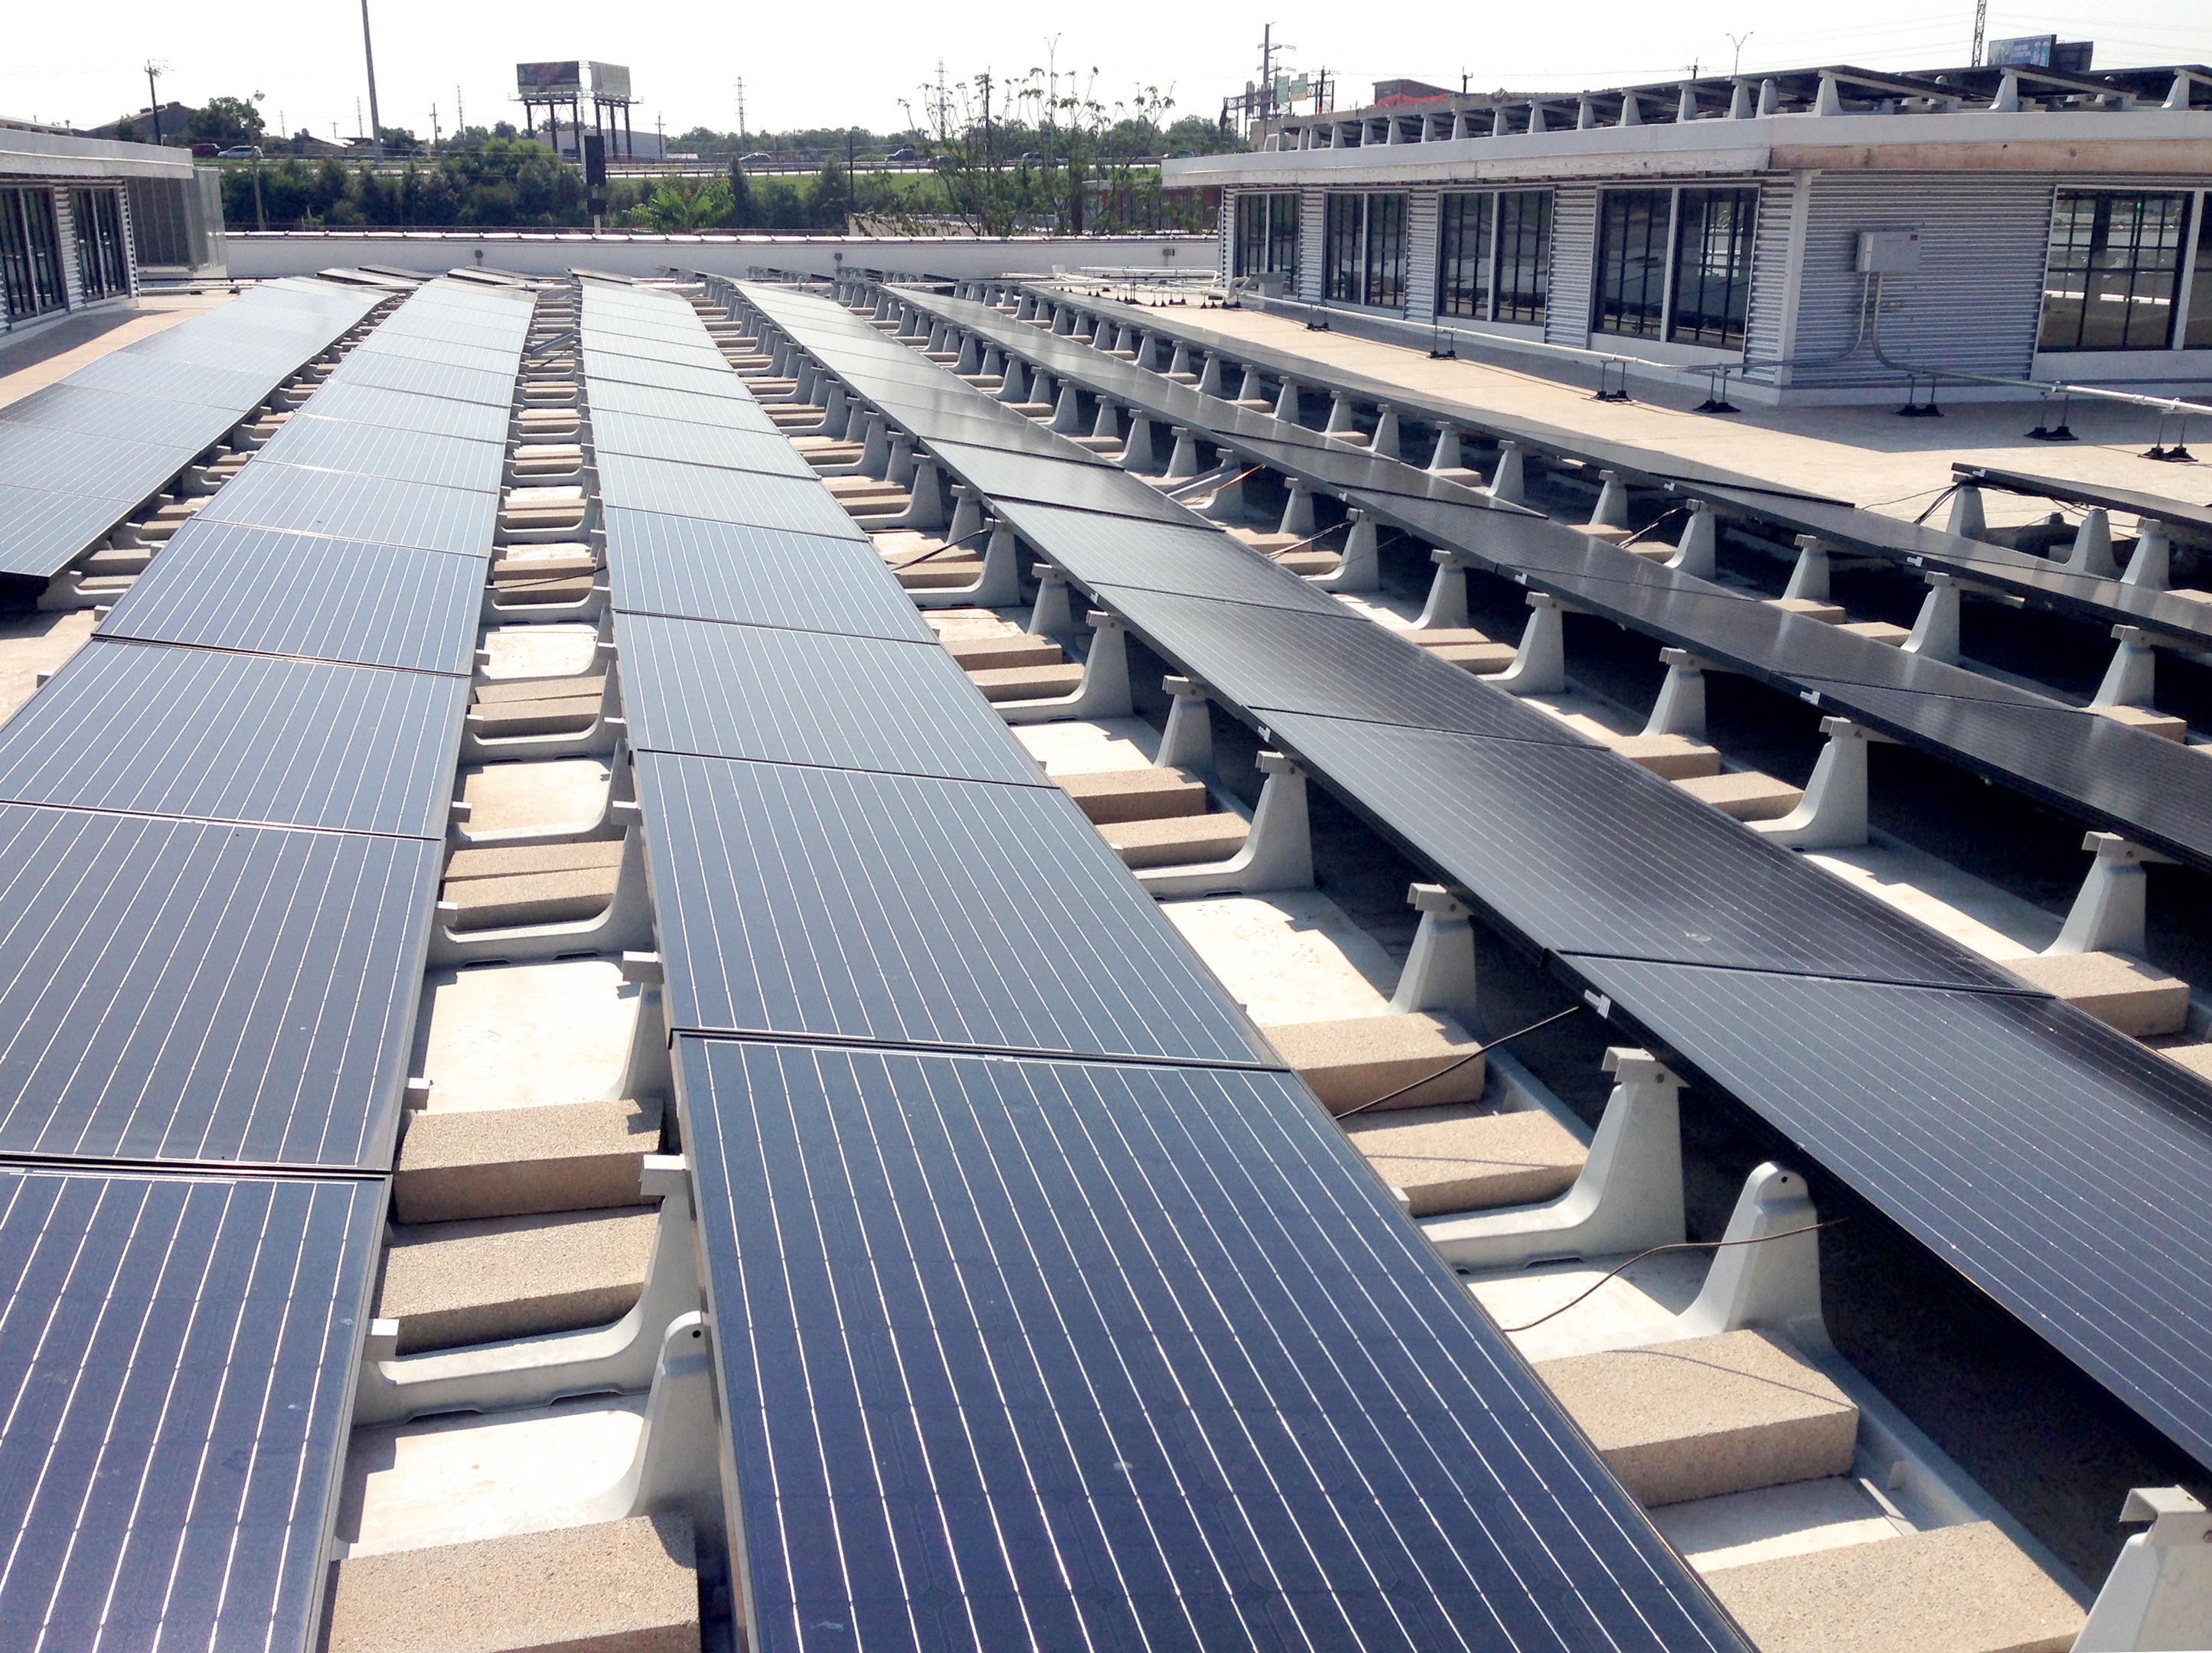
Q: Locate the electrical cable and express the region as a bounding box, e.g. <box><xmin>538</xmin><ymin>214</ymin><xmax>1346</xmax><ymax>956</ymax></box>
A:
<box><xmin>1336</xmin><ymin>1005</ymin><xmax>1582</xmax><ymax>1120</ymax></box>
<box><xmin>1494</xmin><ymin>1221</ymin><xmax>1848</xmax><ymax>1335</ymax></box>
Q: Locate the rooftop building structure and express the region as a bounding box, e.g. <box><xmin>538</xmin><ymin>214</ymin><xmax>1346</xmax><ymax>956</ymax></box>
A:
<box><xmin>0</xmin><ymin>119</ymin><xmax>226</xmax><ymax>332</ymax></box>
<box><xmin>1166</xmin><ymin>56</ymin><xmax>2212</xmax><ymax>404</ymax></box>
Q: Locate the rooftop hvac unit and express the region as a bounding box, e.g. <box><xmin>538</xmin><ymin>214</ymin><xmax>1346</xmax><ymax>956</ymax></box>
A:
<box><xmin>1855</xmin><ymin>228</ymin><xmax>1922</xmax><ymax>274</ymax></box>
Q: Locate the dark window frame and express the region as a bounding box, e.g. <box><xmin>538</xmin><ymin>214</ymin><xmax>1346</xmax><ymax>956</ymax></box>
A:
<box><xmin>1594</xmin><ymin>187</ymin><xmax>1672</xmax><ymax>341</ymax></box>
<box><xmin>72</xmin><ymin>187</ymin><xmax>129</xmax><ymax>302</ymax></box>
<box><xmin>1494</xmin><ymin>191</ymin><xmax>1552</xmax><ymax>326</ymax></box>
<box><xmin>2188</xmin><ymin>197</ymin><xmax>2212</xmax><ymax>351</ymax></box>
<box><xmin>1668</xmin><ymin>187</ymin><xmax>1758</xmax><ymax>348</ymax></box>
<box><xmin>1436</xmin><ymin>191</ymin><xmax>1494</xmax><ymax>320</ymax></box>
<box><xmin>1363</xmin><ymin>192</ymin><xmax>1408</xmax><ymax>310</ymax></box>
<box><xmin>1324</xmin><ymin>193</ymin><xmax>1363</xmax><ymax>302</ymax></box>
<box><xmin>2040</xmin><ymin>189</ymin><xmax>2191</xmax><ymax>353</ymax></box>
<box><xmin>0</xmin><ymin>187</ymin><xmax>69</xmax><ymax>322</ymax></box>
<box><xmin>1233</xmin><ymin>192</ymin><xmax>1300</xmax><ymax>285</ymax></box>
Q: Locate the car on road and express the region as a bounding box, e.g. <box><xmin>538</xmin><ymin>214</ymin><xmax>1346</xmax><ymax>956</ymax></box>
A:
<box><xmin>217</xmin><ymin>145</ymin><xmax>263</xmax><ymax>160</ymax></box>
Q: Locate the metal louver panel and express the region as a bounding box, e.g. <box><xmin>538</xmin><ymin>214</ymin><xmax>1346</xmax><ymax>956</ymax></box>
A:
<box><xmin>1405</xmin><ymin>184</ymin><xmax>1441</xmax><ymax>321</ymax></box>
<box><xmin>1545</xmin><ymin>181</ymin><xmax>1599</xmax><ymax>346</ymax></box>
<box><xmin>1741</xmin><ymin>173</ymin><xmax>1799</xmax><ymax>370</ymax></box>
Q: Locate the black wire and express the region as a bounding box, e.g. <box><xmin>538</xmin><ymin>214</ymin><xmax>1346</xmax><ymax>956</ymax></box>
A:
<box><xmin>1336</xmin><ymin>1004</ymin><xmax>1582</xmax><ymax>1120</ymax></box>
<box><xmin>1493</xmin><ymin>1220</ymin><xmax>1847</xmax><ymax>1335</ymax></box>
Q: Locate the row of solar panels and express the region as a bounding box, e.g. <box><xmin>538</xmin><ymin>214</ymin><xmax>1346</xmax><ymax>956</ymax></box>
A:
<box><xmin>0</xmin><ymin>277</ymin><xmax>533</xmax><ymax>1651</ymax></box>
<box><xmin>579</xmin><ymin>280</ymin><xmax>1756</xmax><ymax>1652</ymax></box>
<box><xmin>907</xmin><ymin>289</ymin><xmax>2212</xmax><ymax>881</ymax></box>
<box><xmin>0</xmin><ymin>279</ymin><xmax>387</xmax><ymax>579</ymax></box>
<box><xmin>742</xmin><ymin>280</ymin><xmax>2212</xmax><ymax>1477</ymax></box>
<box><xmin>1020</xmin><ymin>285</ymin><xmax>2212</xmax><ymax>656</ymax></box>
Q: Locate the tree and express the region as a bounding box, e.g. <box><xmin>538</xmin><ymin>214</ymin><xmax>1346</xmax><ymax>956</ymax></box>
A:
<box><xmin>379</xmin><ymin>126</ymin><xmax>422</xmax><ymax>156</ymax></box>
<box><xmin>625</xmin><ymin>178</ymin><xmax>733</xmax><ymax>231</ymax></box>
<box><xmin>113</xmin><ymin>119</ymin><xmax>140</xmax><ymax>144</ymax></box>
<box><xmin>186</xmin><ymin>96</ymin><xmax>265</xmax><ymax>149</ymax></box>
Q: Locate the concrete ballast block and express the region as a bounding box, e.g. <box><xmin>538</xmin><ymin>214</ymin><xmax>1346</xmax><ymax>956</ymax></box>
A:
<box><xmin>2006</xmin><ymin>950</ymin><xmax>2190</xmax><ymax>1037</ymax></box>
<box><xmin>394</xmin><ymin>1098</ymin><xmax>663</xmax><ymax>1224</ymax></box>
<box><xmin>321</xmin><ymin>1511</ymin><xmax>701</xmax><ymax>1653</ymax></box>
<box><xmin>1057</xmin><ymin>768</ymin><xmax>1209</xmax><ymax>825</ymax></box>
<box><xmin>1346</xmin><ymin>1105</ymin><xmax>1585</xmax><ymax>1215</ymax></box>
<box><xmin>1261</xmin><ymin>1012</ymin><xmax>1487</xmax><ymax>1113</ymax></box>
<box><xmin>1675</xmin><ymin>771</ymin><xmax>1805</xmax><ymax>821</ymax></box>
<box><xmin>1535</xmin><ymin>1329</ymin><xmax>1858</xmax><ymax>1507</ymax></box>
<box><xmin>376</xmin><ymin>1206</ymin><xmax>659</xmax><ymax>1354</ymax></box>
<box><xmin>1610</xmin><ymin>734</ymin><xmax>1722</xmax><ymax>779</ymax></box>
<box><xmin>1098</xmin><ymin>813</ymin><xmax>1251</xmax><ymax>869</ymax></box>
<box><xmin>1702</xmin><ymin>1521</ymin><xmax>2084</xmax><ymax>1653</ymax></box>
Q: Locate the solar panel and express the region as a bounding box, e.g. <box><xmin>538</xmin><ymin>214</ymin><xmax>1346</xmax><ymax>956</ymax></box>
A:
<box><xmin>989</xmin><ymin>497</ymin><xmax>1349</xmax><ymax>616</ymax></box>
<box><xmin>594</xmin><ymin>452</ymin><xmax>865</xmax><ymax>540</ymax></box>
<box><xmin>0</xmin><ymin>485</ymin><xmax>158</xmax><ymax>580</ymax></box>
<box><xmin>580</xmin><ymin>350</ymin><xmax>752</xmax><ymax>403</ymax></box>
<box><xmin>289</xmin><ymin>383</ymin><xmax>516</xmax><ymax>443</ymax></box>
<box><xmin>0</xmin><ymin>1166</ymin><xmax>380</xmax><ymax>1652</ymax></box>
<box><xmin>348</xmin><ymin>331</ymin><xmax>527</xmax><ymax>377</ymax></box>
<box><xmin>0</xmin><ymin>641</ymin><xmax>465</xmax><ymax>837</ymax></box>
<box><xmin>321</xmin><ymin>352</ymin><xmax>516</xmax><ymax>406</ymax></box>
<box><xmin>603</xmin><ymin>507</ymin><xmax>932</xmax><ymax>641</ymax></box>
<box><xmin>1263</xmin><ymin>709</ymin><xmax>2028</xmax><ymax>987</ymax></box>
<box><xmin>619</xmin><ymin>613</ymin><xmax>1046</xmax><ymax>785</ymax></box>
<box><xmin>253</xmin><ymin>416</ymin><xmax>506</xmax><ymax>492</ymax></box>
<box><xmin>680</xmin><ymin>1036</ymin><xmax>1751</xmax><ymax>1653</ymax></box>
<box><xmin>195</xmin><ymin>465</ymin><xmax>498</xmax><ymax>556</ymax></box>
<box><xmin>636</xmin><ymin>752</ymin><xmax>1273</xmax><ymax>1065</ymax></box>
<box><xmin>0</xmin><ymin>426</ymin><xmax>197</xmax><ymax>498</ymax></box>
<box><xmin>586</xmin><ymin>378</ymin><xmax>781</xmax><ymax>431</ymax></box>
<box><xmin>98</xmin><ymin>521</ymin><xmax>485</xmax><ymax>674</ymax></box>
<box><xmin>1568</xmin><ymin>954</ymin><xmax>2212</xmax><ymax>1469</ymax></box>
<box><xmin>0</xmin><ymin>383</ymin><xmax>239</xmax><ymax>452</ymax></box>
<box><xmin>589</xmin><ymin>412</ymin><xmax>817</xmax><ymax>480</ymax></box>
<box><xmin>0</xmin><ymin>803</ymin><xmax>431</xmax><ymax>1168</ymax></box>
<box><xmin>67</xmin><ymin>354</ymin><xmax>282</xmax><ymax>410</ymax></box>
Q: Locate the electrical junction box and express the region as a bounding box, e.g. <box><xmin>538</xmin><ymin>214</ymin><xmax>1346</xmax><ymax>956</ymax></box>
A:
<box><xmin>1856</xmin><ymin>229</ymin><xmax>1922</xmax><ymax>274</ymax></box>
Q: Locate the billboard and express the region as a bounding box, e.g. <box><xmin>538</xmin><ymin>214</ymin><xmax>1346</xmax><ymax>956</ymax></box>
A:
<box><xmin>589</xmin><ymin>62</ymin><xmax>632</xmax><ymax>100</ymax></box>
<box><xmin>517</xmin><ymin>60</ymin><xmax>583</xmax><ymax>99</ymax></box>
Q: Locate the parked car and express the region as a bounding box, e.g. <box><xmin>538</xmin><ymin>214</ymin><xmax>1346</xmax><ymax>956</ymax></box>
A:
<box><xmin>217</xmin><ymin>145</ymin><xmax>264</xmax><ymax>160</ymax></box>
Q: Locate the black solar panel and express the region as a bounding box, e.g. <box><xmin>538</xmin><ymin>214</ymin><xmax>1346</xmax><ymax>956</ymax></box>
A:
<box><xmin>0</xmin><ymin>1166</ymin><xmax>380</xmax><ymax>1652</ymax></box>
<box><xmin>990</xmin><ymin>497</ymin><xmax>1349</xmax><ymax>615</ymax></box>
<box><xmin>195</xmin><ymin>465</ymin><xmax>498</xmax><ymax>556</ymax></box>
<box><xmin>0</xmin><ymin>804</ymin><xmax>431</xmax><ymax>1168</ymax></box>
<box><xmin>0</xmin><ymin>426</ymin><xmax>197</xmax><ymax>500</ymax></box>
<box><xmin>925</xmin><ymin>440</ymin><xmax>1201</xmax><ymax>526</ymax></box>
<box><xmin>0</xmin><ymin>641</ymin><xmax>465</xmax><ymax>836</ymax></box>
<box><xmin>603</xmin><ymin>507</ymin><xmax>931</xmax><ymax>642</ymax></box>
<box><xmin>580</xmin><ymin>350</ymin><xmax>750</xmax><ymax>402</ymax></box>
<box><xmin>1569</xmin><ymin>955</ymin><xmax>2212</xmax><ymax>1469</ymax></box>
<box><xmin>1264</xmin><ymin>709</ymin><xmax>2028</xmax><ymax>987</ymax></box>
<box><xmin>97</xmin><ymin>522</ymin><xmax>484</xmax><ymax>674</ymax></box>
<box><xmin>348</xmin><ymin>331</ymin><xmax>525</xmax><ymax>377</ymax></box>
<box><xmin>637</xmin><ymin>752</ymin><xmax>1273</xmax><ymax>1065</ymax></box>
<box><xmin>68</xmin><ymin>354</ymin><xmax>280</xmax><ymax>410</ymax></box>
<box><xmin>595</xmin><ymin>451</ymin><xmax>864</xmax><ymax>540</ymax></box>
<box><xmin>619</xmin><ymin>612</ymin><xmax>1045</xmax><ymax>785</ymax></box>
<box><xmin>680</xmin><ymin>1035</ymin><xmax>1751</xmax><ymax>1653</ymax></box>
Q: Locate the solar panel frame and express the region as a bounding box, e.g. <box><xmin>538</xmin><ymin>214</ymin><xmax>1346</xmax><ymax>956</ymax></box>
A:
<box><xmin>603</xmin><ymin>507</ymin><xmax>933</xmax><ymax>641</ymax></box>
<box><xmin>594</xmin><ymin>451</ymin><xmax>866</xmax><ymax>540</ymax></box>
<box><xmin>194</xmin><ymin>465</ymin><xmax>499</xmax><ymax>556</ymax></box>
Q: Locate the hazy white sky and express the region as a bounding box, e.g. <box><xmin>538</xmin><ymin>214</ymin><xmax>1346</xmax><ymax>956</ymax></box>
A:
<box><xmin>5</xmin><ymin>1</ymin><xmax>2204</xmax><ymax>144</ymax></box>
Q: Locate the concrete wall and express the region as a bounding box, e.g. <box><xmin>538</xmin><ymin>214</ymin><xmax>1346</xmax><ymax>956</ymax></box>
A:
<box><xmin>227</xmin><ymin>231</ymin><xmax>1211</xmax><ymax>283</ymax></box>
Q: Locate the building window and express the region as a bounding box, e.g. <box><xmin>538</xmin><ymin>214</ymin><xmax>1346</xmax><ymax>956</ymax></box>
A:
<box><xmin>2189</xmin><ymin>204</ymin><xmax>2212</xmax><ymax>350</ymax></box>
<box><xmin>1437</xmin><ymin>192</ymin><xmax>1493</xmax><ymax>319</ymax></box>
<box><xmin>1594</xmin><ymin>189</ymin><xmax>1672</xmax><ymax>340</ymax></box>
<box><xmin>1364</xmin><ymin>193</ymin><xmax>1408</xmax><ymax>309</ymax></box>
<box><xmin>0</xmin><ymin>187</ymin><xmax>68</xmax><ymax>321</ymax></box>
<box><xmin>1669</xmin><ymin>187</ymin><xmax>1757</xmax><ymax>348</ymax></box>
<box><xmin>1234</xmin><ymin>192</ymin><xmax>1300</xmax><ymax>285</ymax></box>
<box><xmin>2039</xmin><ymin>191</ymin><xmax>2191</xmax><ymax>352</ymax></box>
<box><xmin>1321</xmin><ymin>192</ymin><xmax>1408</xmax><ymax>308</ymax></box>
<box><xmin>72</xmin><ymin>188</ymin><xmax>128</xmax><ymax>302</ymax></box>
<box><xmin>1324</xmin><ymin>194</ymin><xmax>1363</xmax><ymax>302</ymax></box>
<box><xmin>1495</xmin><ymin>191</ymin><xmax>1552</xmax><ymax>325</ymax></box>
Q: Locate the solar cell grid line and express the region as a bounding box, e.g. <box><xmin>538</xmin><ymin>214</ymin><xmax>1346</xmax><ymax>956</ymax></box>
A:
<box><xmin>194</xmin><ymin>465</ymin><xmax>502</xmax><ymax>558</ymax></box>
<box><xmin>0</xmin><ymin>1165</ymin><xmax>380</xmax><ymax>1653</ymax></box>
<box><xmin>680</xmin><ymin>1037</ymin><xmax>1753</xmax><ymax>1653</ymax></box>
<box><xmin>0</xmin><ymin>490</ymin><xmax>159</xmax><ymax>581</ymax></box>
<box><xmin>0</xmin><ymin>427</ymin><xmax>202</xmax><ymax>502</ymax></box>
<box><xmin>602</xmin><ymin>509</ymin><xmax>934</xmax><ymax>643</ymax></box>
<box><xmin>0</xmin><ymin>641</ymin><xmax>467</xmax><ymax>838</ymax></box>
<box><xmin>635</xmin><ymin>751</ymin><xmax>1275</xmax><ymax>1068</ymax></box>
<box><xmin>95</xmin><ymin>522</ymin><xmax>488</xmax><ymax>675</ymax></box>
<box><xmin>617</xmin><ymin>612</ymin><xmax>1050</xmax><ymax>786</ymax></box>
<box><xmin>0</xmin><ymin>803</ymin><xmax>433</xmax><ymax>1169</ymax></box>
<box><xmin>1565</xmin><ymin>955</ymin><xmax>2212</xmax><ymax>1469</ymax></box>
<box><xmin>897</xmin><ymin>289</ymin><xmax>2212</xmax><ymax>877</ymax></box>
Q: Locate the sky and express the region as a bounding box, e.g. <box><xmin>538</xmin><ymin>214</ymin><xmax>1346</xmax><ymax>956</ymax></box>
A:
<box><xmin>5</xmin><ymin>1</ymin><xmax>2205</xmax><ymax>145</ymax></box>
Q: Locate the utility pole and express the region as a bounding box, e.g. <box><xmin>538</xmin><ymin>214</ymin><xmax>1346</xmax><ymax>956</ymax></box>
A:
<box><xmin>430</xmin><ymin>105</ymin><xmax>440</xmax><ymax>152</ymax></box>
<box><xmin>1970</xmin><ymin>0</ymin><xmax>1988</xmax><ymax>65</ymax></box>
<box><xmin>736</xmin><ymin>77</ymin><xmax>747</xmax><ymax>155</ymax></box>
<box><xmin>143</xmin><ymin>62</ymin><xmax>166</xmax><ymax>147</ymax></box>
<box><xmin>1728</xmin><ymin>32</ymin><xmax>1754</xmax><ymax>78</ymax></box>
<box><xmin>360</xmin><ymin>0</ymin><xmax>386</xmax><ymax>158</ymax></box>
<box><xmin>455</xmin><ymin>85</ymin><xmax>465</xmax><ymax>135</ymax></box>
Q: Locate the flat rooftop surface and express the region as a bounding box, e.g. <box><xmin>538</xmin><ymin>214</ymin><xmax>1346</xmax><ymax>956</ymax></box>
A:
<box><xmin>1138</xmin><ymin>302</ymin><xmax>2208</xmax><ymax>532</ymax></box>
<box><xmin>0</xmin><ymin>292</ymin><xmax>235</xmax><ymax>409</ymax></box>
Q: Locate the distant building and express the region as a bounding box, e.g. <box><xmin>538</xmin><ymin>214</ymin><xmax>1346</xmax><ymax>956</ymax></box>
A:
<box><xmin>2</xmin><ymin>119</ymin><xmax>225</xmax><ymax>334</ymax></box>
<box><xmin>1167</xmin><ymin>56</ymin><xmax>2212</xmax><ymax>403</ymax></box>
